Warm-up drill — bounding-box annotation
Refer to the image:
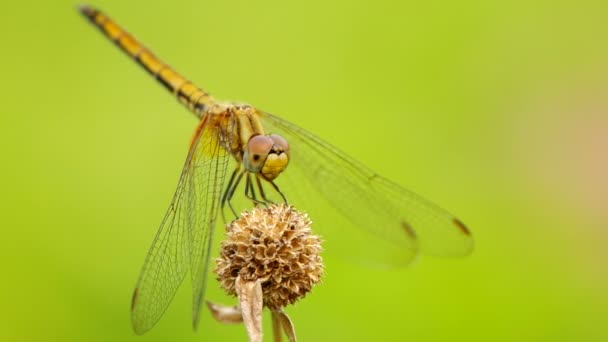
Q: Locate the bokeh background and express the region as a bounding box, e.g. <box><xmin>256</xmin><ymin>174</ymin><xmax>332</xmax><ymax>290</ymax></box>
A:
<box><xmin>2</xmin><ymin>0</ymin><xmax>607</xmax><ymax>341</ymax></box>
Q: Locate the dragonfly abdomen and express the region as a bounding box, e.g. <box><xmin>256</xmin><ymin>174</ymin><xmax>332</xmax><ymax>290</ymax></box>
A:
<box><xmin>79</xmin><ymin>5</ymin><xmax>214</xmax><ymax>119</ymax></box>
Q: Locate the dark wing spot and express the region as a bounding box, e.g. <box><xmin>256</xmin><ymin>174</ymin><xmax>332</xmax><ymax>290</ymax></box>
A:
<box><xmin>131</xmin><ymin>288</ymin><xmax>139</xmax><ymax>311</ymax></box>
<box><xmin>452</xmin><ymin>218</ymin><xmax>471</xmax><ymax>236</ymax></box>
<box><xmin>253</xmin><ymin>154</ymin><xmax>260</xmax><ymax>161</ymax></box>
<box><xmin>401</xmin><ymin>220</ymin><xmax>417</xmax><ymax>239</ymax></box>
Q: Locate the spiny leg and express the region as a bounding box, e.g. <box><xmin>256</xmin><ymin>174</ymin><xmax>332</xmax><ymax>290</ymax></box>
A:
<box><xmin>221</xmin><ymin>166</ymin><xmax>240</xmax><ymax>222</ymax></box>
<box><xmin>220</xmin><ymin>164</ymin><xmax>241</xmax><ymax>223</ymax></box>
<box><xmin>244</xmin><ymin>173</ymin><xmax>266</xmax><ymax>207</ymax></box>
<box><xmin>269</xmin><ymin>180</ymin><xmax>288</xmax><ymax>204</ymax></box>
<box><xmin>225</xmin><ymin>169</ymin><xmax>247</xmax><ymax>218</ymax></box>
<box><xmin>257</xmin><ymin>177</ymin><xmax>288</xmax><ymax>205</ymax></box>
<box><xmin>255</xmin><ymin>176</ymin><xmax>274</xmax><ymax>205</ymax></box>
<box><xmin>221</xmin><ymin>166</ymin><xmax>240</xmax><ymax>206</ymax></box>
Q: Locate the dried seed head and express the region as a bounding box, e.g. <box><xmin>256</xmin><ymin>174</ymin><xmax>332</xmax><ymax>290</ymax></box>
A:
<box><xmin>215</xmin><ymin>204</ymin><xmax>323</xmax><ymax>310</ymax></box>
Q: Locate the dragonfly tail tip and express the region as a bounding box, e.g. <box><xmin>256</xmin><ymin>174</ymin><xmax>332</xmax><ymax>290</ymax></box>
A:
<box><xmin>76</xmin><ymin>4</ymin><xmax>94</xmax><ymax>16</ymax></box>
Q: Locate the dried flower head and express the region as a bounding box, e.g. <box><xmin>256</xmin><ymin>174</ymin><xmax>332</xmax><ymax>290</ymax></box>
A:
<box><xmin>215</xmin><ymin>204</ymin><xmax>323</xmax><ymax>310</ymax></box>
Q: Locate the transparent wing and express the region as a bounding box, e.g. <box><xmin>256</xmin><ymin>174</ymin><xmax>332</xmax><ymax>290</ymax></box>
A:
<box><xmin>131</xmin><ymin>115</ymin><xmax>231</xmax><ymax>334</ymax></box>
<box><xmin>187</xmin><ymin>118</ymin><xmax>232</xmax><ymax>330</ymax></box>
<box><xmin>259</xmin><ymin>111</ymin><xmax>473</xmax><ymax>267</ymax></box>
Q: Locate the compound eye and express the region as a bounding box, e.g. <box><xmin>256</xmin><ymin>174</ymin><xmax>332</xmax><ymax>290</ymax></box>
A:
<box><xmin>270</xmin><ymin>134</ymin><xmax>289</xmax><ymax>153</ymax></box>
<box><xmin>245</xmin><ymin>135</ymin><xmax>274</xmax><ymax>171</ymax></box>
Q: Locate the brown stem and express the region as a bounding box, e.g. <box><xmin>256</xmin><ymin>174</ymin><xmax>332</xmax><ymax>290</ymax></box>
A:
<box><xmin>271</xmin><ymin>311</ymin><xmax>283</xmax><ymax>342</ymax></box>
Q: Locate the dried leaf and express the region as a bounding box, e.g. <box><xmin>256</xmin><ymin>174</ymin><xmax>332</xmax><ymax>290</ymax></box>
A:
<box><xmin>272</xmin><ymin>309</ymin><xmax>297</xmax><ymax>342</ymax></box>
<box><xmin>236</xmin><ymin>276</ymin><xmax>264</xmax><ymax>342</ymax></box>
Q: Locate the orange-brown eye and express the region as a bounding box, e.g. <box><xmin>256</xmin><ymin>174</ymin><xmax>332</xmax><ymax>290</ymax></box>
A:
<box><xmin>270</xmin><ymin>134</ymin><xmax>289</xmax><ymax>153</ymax></box>
<box><xmin>244</xmin><ymin>135</ymin><xmax>274</xmax><ymax>172</ymax></box>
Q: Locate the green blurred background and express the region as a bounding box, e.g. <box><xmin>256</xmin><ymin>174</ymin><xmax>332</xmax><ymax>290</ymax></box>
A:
<box><xmin>2</xmin><ymin>0</ymin><xmax>607</xmax><ymax>340</ymax></box>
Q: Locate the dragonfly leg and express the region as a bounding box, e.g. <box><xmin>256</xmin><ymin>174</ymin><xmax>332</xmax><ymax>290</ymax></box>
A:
<box><xmin>225</xmin><ymin>169</ymin><xmax>247</xmax><ymax>218</ymax></box>
<box><xmin>255</xmin><ymin>176</ymin><xmax>275</xmax><ymax>205</ymax></box>
<box><xmin>221</xmin><ymin>165</ymin><xmax>240</xmax><ymax>207</ymax></box>
<box><xmin>221</xmin><ymin>166</ymin><xmax>240</xmax><ymax>222</ymax></box>
<box><xmin>221</xmin><ymin>164</ymin><xmax>243</xmax><ymax>222</ymax></box>
<box><xmin>244</xmin><ymin>173</ymin><xmax>266</xmax><ymax>207</ymax></box>
<box><xmin>268</xmin><ymin>180</ymin><xmax>288</xmax><ymax>205</ymax></box>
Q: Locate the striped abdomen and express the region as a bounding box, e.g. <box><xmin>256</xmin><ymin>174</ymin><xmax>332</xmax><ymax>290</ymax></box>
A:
<box><xmin>79</xmin><ymin>5</ymin><xmax>214</xmax><ymax>119</ymax></box>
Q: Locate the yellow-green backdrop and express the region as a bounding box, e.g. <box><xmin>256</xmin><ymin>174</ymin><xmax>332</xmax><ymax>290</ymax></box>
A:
<box><xmin>2</xmin><ymin>0</ymin><xmax>607</xmax><ymax>341</ymax></box>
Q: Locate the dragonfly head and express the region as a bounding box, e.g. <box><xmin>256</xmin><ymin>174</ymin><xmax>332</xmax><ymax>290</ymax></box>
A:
<box><xmin>244</xmin><ymin>134</ymin><xmax>290</xmax><ymax>180</ymax></box>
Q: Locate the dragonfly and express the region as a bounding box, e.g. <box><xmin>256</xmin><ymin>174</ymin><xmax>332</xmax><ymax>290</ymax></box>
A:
<box><xmin>79</xmin><ymin>4</ymin><xmax>473</xmax><ymax>335</ymax></box>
